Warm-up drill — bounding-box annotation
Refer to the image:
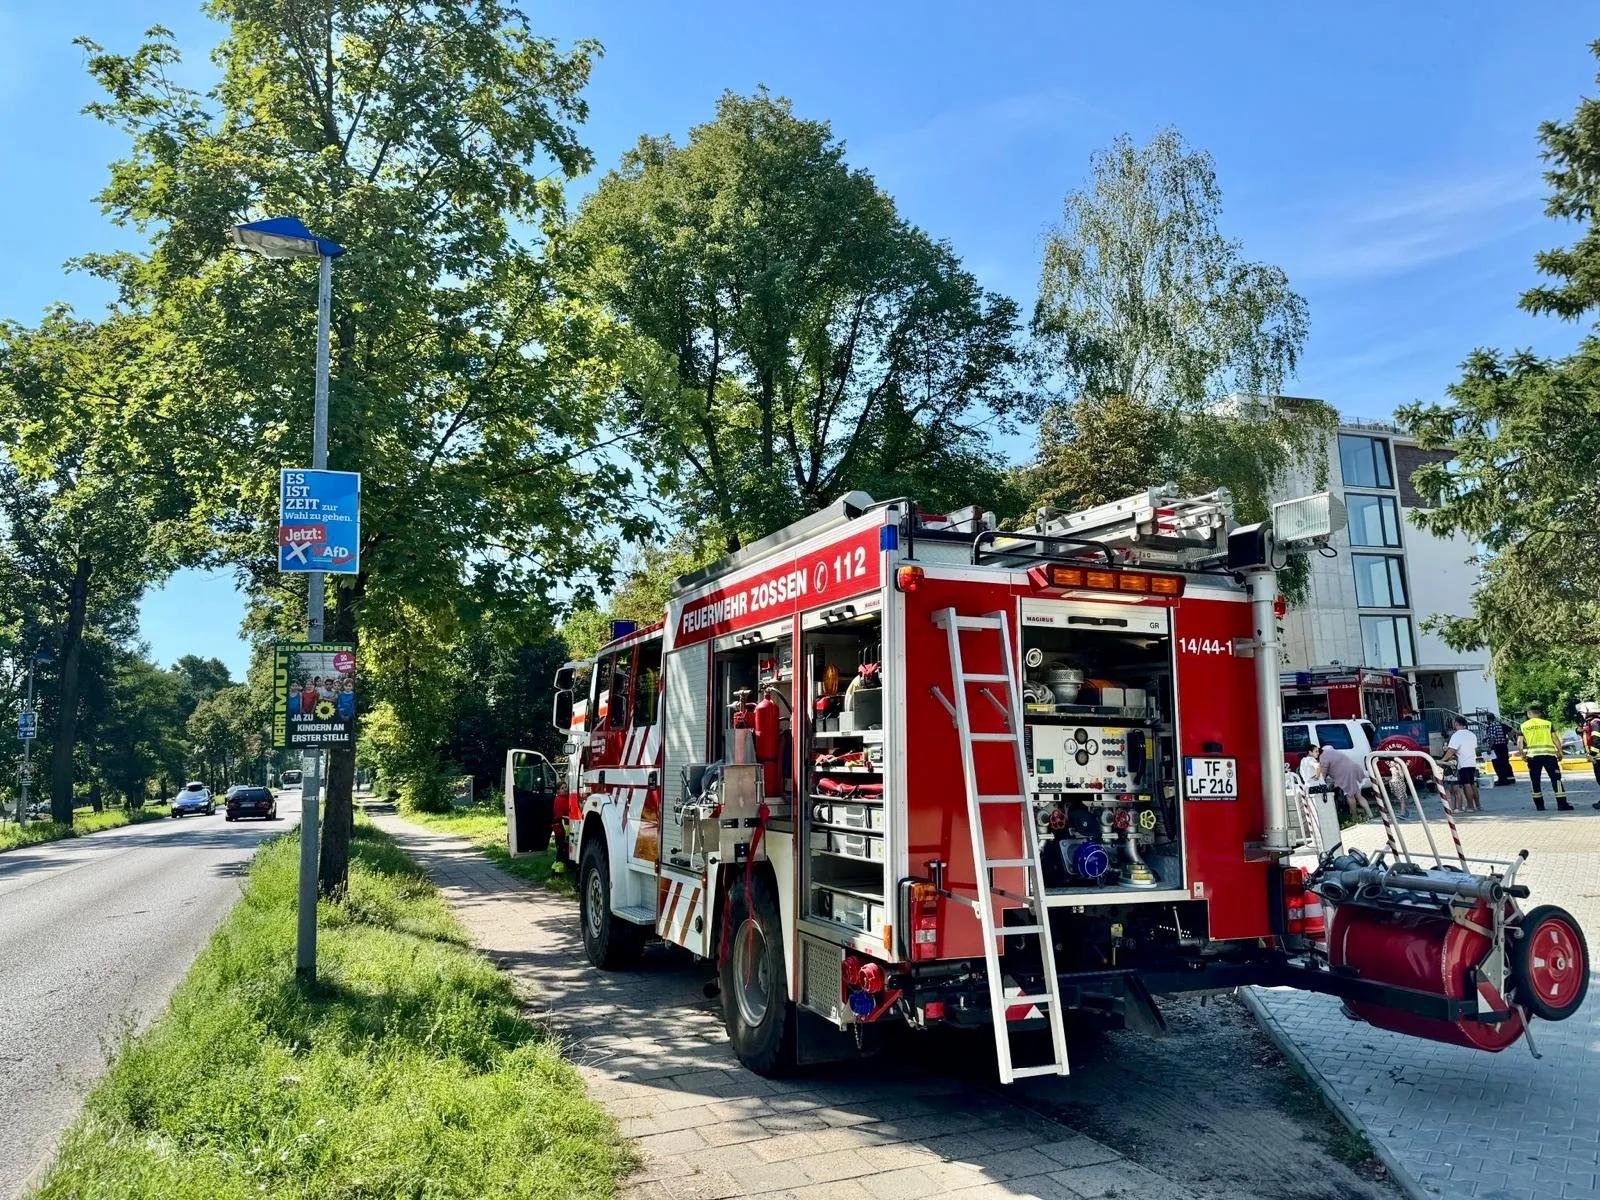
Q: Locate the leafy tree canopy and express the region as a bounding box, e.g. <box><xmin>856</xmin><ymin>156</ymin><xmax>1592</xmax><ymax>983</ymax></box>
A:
<box><xmin>567</xmin><ymin>88</ymin><xmax>1033</xmax><ymax>551</ymax></box>
<box><xmin>0</xmin><ymin>311</ymin><xmax>205</xmax><ymax>819</ymax></box>
<box><xmin>77</xmin><ymin>3</ymin><xmax>636</xmax><ymax>890</ymax></box>
<box><xmin>1027</xmin><ymin>129</ymin><xmax>1328</xmax><ymax>523</ymax></box>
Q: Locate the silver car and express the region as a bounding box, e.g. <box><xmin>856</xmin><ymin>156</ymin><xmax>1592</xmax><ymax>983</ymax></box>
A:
<box><xmin>170</xmin><ymin>781</ymin><xmax>214</xmax><ymax>817</ymax></box>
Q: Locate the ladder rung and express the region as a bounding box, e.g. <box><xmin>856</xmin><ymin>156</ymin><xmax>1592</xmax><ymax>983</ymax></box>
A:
<box><xmin>1007</xmin><ymin>993</ymin><xmax>1053</xmax><ymax>1005</ymax></box>
<box><xmin>1003</xmin><ymin>924</ymin><xmax>1045</xmax><ymax>936</ymax></box>
<box><xmin>970</xmin><ymin>732</ymin><xmax>1017</xmax><ymax>742</ymax></box>
<box><xmin>985</xmin><ymin>857</ymin><xmax>1036</xmax><ymax>868</ymax></box>
<box><xmin>978</xmin><ymin>794</ymin><xmax>1027</xmax><ymax>804</ymax></box>
<box><xmin>954</xmin><ymin>616</ymin><xmax>1003</xmax><ymax>630</ymax></box>
<box><xmin>1008</xmin><ymin>1064</ymin><xmax>1066</xmax><ymax>1078</ymax></box>
<box><xmin>961</xmin><ymin>672</ymin><xmax>1010</xmax><ymax>684</ymax></box>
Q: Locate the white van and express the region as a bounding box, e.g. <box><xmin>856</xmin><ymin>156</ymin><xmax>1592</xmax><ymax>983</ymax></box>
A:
<box><xmin>1282</xmin><ymin>718</ymin><xmax>1380</xmax><ymax>771</ymax></box>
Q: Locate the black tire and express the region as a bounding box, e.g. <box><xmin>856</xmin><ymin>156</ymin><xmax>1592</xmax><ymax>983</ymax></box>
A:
<box><xmin>170</xmin><ymin>811</ymin><xmax>179</xmax><ymax>819</ymax></box>
<box><xmin>578</xmin><ymin>839</ymin><xmax>644</xmax><ymax>969</ymax></box>
<box><xmin>225</xmin><ymin>813</ymin><xmax>235</xmax><ymax>822</ymax></box>
<box><xmin>1511</xmin><ymin>904</ymin><xmax>1589</xmax><ymax>1022</ymax></box>
<box><xmin>719</xmin><ymin>872</ymin><xmax>795</xmax><ymax>1076</ymax></box>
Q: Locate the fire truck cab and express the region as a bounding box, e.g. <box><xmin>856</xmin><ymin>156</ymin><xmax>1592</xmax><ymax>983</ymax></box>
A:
<box><xmin>539</xmin><ymin>488</ymin><xmax>1588</xmax><ymax>1082</ymax></box>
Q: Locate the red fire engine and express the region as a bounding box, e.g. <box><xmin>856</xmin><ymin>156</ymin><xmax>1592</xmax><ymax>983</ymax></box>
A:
<box><xmin>1281</xmin><ymin>667</ymin><xmax>1417</xmax><ymax>725</ymax></box>
<box><xmin>526</xmin><ymin>488</ymin><xmax>1587</xmax><ymax>1081</ymax></box>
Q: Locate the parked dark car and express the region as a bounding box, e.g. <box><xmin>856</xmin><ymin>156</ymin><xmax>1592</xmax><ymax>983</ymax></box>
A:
<box><xmin>170</xmin><ymin>781</ymin><xmax>214</xmax><ymax>817</ymax></box>
<box><xmin>225</xmin><ymin>785</ymin><xmax>277</xmax><ymax>822</ymax></box>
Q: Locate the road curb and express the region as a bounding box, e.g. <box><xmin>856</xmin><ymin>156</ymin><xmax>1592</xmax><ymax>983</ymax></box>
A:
<box><xmin>1240</xmin><ymin>986</ymin><xmax>1433</xmax><ymax>1200</ymax></box>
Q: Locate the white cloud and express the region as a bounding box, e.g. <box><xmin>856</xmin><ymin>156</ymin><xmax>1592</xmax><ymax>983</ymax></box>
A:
<box><xmin>853</xmin><ymin>84</ymin><xmax>1105</xmax><ymax>183</ymax></box>
<box><xmin>1286</xmin><ymin>170</ymin><xmax>1549</xmax><ymax>284</ymax></box>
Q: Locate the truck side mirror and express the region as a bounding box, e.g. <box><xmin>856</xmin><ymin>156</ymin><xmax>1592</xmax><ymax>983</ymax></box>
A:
<box><xmin>552</xmin><ymin>689</ymin><xmax>573</xmax><ymax>732</ymax></box>
<box><xmin>554</xmin><ymin>664</ymin><xmax>577</xmax><ymax>690</ymax></box>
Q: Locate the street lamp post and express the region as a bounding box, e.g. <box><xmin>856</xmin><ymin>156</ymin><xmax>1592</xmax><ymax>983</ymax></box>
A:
<box><xmin>15</xmin><ymin>650</ymin><xmax>49</xmax><ymax>826</ymax></box>
<box><xmin>231</xmin><ymin>217</ymin><xmax>345</xmax><ymax>982</ymax></box>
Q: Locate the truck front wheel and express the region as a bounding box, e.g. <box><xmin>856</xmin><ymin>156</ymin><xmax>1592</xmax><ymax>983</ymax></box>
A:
<box><xmin>579</xmin><ymin>839</ymin><xmax>643</xmax><ymax>969</ymax></box>
<box><xmin>720</xmin><ymin>871</ymin><xmax>795</xmax><ymax>1075</ymax></box>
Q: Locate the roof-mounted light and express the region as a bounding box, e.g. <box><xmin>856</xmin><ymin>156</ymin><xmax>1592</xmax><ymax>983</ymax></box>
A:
<box><xmin>1044</xmin><ymin>563</ymin><xmax>1185</xmax><ymax>598</ymax></box>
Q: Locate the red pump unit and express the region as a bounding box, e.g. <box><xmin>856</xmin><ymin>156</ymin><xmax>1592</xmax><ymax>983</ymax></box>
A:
<box><xmin>1330</xmin><ymin>901</ymin><xmax>1523</xmax><ymax>1051</ymax></box>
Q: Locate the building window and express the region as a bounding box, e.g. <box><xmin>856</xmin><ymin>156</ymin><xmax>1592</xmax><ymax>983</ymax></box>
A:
<box><xmin>1351</xmin><ymin>553</ymin><xmax>1408</xmax><ymax>608</ymax></box>
<box><xmin>1347</xmin><ymin>494</ymin><xmax>1401</xmax><ymax>547</ymax></box>
<box><xmin>1339</xmin><ymin>434</ymin><xmax>1393</xmax><ymax>489</ymax></box>
<box><xmin>1360</xmin><ymin>615</ymin><xmax>1415</xmax><ymax>669</ymax></box>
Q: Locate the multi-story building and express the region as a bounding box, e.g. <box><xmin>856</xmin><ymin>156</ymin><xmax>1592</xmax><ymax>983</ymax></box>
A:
<box><xmin>1276</xmin><ymin>412</ymin><xmax>1498</xmax><ymax>718</ymax></box>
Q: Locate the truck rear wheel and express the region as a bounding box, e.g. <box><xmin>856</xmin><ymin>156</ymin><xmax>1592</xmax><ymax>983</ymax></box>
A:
<box><xmin>579</xmin><ymin>839</ymin><xmax>644</xmax><ymax>969</ymax></box>
<box><xmin>720</xmin><ymin>872</ymin><xmax>795</xmax><ymax>1075</ymax></box>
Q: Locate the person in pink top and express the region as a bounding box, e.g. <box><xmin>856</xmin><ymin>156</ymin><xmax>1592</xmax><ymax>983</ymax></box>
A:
<box><xmin>1310</xmin><ymin>744</ymin><xmax>1382</xmax><ymax>821</ymax></box>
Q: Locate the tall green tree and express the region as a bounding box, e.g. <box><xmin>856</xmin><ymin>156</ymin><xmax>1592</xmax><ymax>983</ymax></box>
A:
<box><xmin>95</xmin><ymin>649</ymin><xmax>188</xmax><ymax>806</ymax></box>
<box><xmin>0</xmin><ymin>314</ymin><xmax>200</xmax><ymax>821</ymax></box>
<box><xmin>1400</xmin><ymin>42</ymin><xmax>1600</xmax><ymax>674</ymax></box>
<box><xmin>78</xmin><ymin>5</ymin><xmax>634</xmax><ymax>892</ymax></box>
<box><xmin>567</xmin><ymin>88</ymin><xmax>1032</xmax><ymax>552</ymax></box>
<box><xmin>1027</xmin><ymin>129</ymin><xmax>1328</xmax><ymax>520</ymax></box>
<box><xmin>188</xmin><ymin>686</ymin><xmax>252</xmax><ymax>789</ymax></box>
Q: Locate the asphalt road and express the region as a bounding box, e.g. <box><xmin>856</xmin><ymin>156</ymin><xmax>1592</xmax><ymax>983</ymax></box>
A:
<box><xmin>0</xmin><ymin>795</ymin><xmax>300</xmax><ymax>1199</ymax></box>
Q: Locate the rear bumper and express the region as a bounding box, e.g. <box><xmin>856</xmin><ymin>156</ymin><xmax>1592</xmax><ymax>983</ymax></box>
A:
<box><xmin>918</xmin><ymin>957</ymin><xmax>1511</xmax><ymax>1030</ymax></box>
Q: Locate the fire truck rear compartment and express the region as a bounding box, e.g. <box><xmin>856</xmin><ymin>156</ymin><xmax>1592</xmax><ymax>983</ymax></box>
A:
<box><xmin>1018</xmin><ymin>608</ymin><xmax>1183</xmax><ymax>899</ymax></box>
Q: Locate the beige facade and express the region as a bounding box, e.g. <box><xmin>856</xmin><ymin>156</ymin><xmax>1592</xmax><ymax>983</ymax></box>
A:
<box><xmin>1275</xmin><ymin>416</ymin><xmax>1498</xmax><ymax>716</ymax></box>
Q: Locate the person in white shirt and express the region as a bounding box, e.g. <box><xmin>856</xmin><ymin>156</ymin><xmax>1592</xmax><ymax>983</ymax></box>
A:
<box><xmin>1298</xmin><ymin>747</ymin><xmax>1323</xmax><ymax>787</ymax></box>
<box><xmin>1446</xmin><ymin>716</ymin><xmax>1480</xmax><ymax>812</ymax></box>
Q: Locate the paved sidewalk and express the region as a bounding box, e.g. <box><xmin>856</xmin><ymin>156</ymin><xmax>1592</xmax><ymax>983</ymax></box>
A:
<box><xmin>369</xmin><ymin>808</ymin><xmax>1213</xmax><ymax>1200</ymax></box>
<box><xmin>1253</xmin><ymin>775</ymin><xmax>1600</xmax><ymax>1200</ymax></box>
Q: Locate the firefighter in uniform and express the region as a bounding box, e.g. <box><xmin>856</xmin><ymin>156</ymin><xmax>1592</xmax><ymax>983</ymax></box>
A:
<box><xmin>1519</xmin><ymin>704</ymin><xmax>1572</xmax><ymax>811</ymax></box>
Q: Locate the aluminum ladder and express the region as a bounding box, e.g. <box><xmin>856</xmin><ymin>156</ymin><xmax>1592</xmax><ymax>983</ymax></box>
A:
<box><xmin>1032</xmin><ymin>485</ymin><xmax>1235</xmax><ymax>569</ymax></box>
<box><xmin>932</xmin><ymin>607</ymin><xmax>1070</xmax><ymax>1083</ymax></box>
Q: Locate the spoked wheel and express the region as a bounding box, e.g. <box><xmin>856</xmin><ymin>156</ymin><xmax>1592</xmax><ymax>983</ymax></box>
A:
<box><xmin>720</xmin><ymin>872</ymin><xmax>794</xmax><ymax>1075</ymax></box>
<box><xmin>1511</xmin><ymin>904</ymin><xmax>1590</xmax><ymax>1022</ymax></box>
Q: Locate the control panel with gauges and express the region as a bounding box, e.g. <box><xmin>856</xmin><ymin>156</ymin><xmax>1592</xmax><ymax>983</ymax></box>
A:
<box><xmin>1023</xmin><ymin>715</ymin><xmax>1168</xmax><ymax>892</ymax></box>
<box><xmin>1025</xmin><ymin>723</ymin><xmax>1149</xmax><ymax>797</ymax></box>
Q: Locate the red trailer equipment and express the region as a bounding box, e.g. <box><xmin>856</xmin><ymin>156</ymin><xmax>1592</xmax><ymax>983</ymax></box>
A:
<box><xmin>529</xmin><ymin>488</ymin><xmax>1586</xmax><ymax>1082</ymax></box>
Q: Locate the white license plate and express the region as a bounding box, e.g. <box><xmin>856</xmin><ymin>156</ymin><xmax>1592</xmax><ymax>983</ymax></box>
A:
<box><xmin>1185</xmin><ymin>757</ymin><xmax>1237</xmax><ymax>799</ymax></box>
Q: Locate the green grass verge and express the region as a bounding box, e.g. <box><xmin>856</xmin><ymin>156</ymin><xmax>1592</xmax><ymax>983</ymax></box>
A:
<box><xmin>401</xmin><ymin>804</ymin><xmax>575</xmax><ymax>894</ymax></box>
<box><xmin>32</xmin><ymin>823</ymin><xmax>629</xmax><ymax>1200</ymax></box>
<box><xmin>0</xmin><ymin>806</ymin><xmax>165</xmax><ymax>854</ymax></box>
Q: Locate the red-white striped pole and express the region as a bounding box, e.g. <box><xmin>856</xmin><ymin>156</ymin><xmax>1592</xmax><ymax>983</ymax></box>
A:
<box><xmin>1435</xmin><ymin>784</ymin><xmax>1469</xmax><ymax>872</ymax></box>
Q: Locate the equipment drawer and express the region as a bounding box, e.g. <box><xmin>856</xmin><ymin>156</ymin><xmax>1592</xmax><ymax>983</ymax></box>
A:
<box><xmin>813</xmin><ymin>884</ymin><xmax>885</xmax><ymax>933</ymax></box>
<box><xmin>810</xmin><ymin>801</ymin><xmax>885</xmax><ymax>832</ymax></box>
<box><xmin>810</xmin><ymin>829</ymin><xmax>885</xmax><ymax>863</ymax></box>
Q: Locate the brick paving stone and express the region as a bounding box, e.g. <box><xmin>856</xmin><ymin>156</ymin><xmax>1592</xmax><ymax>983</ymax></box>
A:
<box><xmin>367</xmin><ymin>808</ymin><xmax>1240</xmax><ymax>1199</ymax></box>
<box><xmin>1253</xmin><ymin>776</ymin><xmax>1600</xmax><ymax>1200</ymax></box>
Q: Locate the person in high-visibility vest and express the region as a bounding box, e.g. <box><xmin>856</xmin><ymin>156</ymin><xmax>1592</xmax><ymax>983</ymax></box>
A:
<box><xmin>1518</xmin><ymin>704</ymin><xmax>1572</xmax><ymax>811</ymax></box>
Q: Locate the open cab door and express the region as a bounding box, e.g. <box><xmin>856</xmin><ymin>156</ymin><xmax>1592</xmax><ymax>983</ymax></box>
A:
<box><xmin>504</xmin><ymin>748</ymin><xmax>558</xmax><ymax>857</ymax></box>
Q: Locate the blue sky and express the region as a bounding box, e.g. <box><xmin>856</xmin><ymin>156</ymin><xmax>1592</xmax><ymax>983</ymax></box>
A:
<box><xmin>2</xmin><ymin>1</ymin><xmax>1594</xmax><ymax>677</ymax></box>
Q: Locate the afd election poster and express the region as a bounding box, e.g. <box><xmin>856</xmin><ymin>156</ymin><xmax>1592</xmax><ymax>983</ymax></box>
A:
<box><xmin>273</xmin><ymin>642</ymin><xmax>357</xmax><ymax>748</ymax></box>
<box><xmin>279</xmin><ymin>469</ymin><xmax>360</xmax><ymax>574</ymax></box>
